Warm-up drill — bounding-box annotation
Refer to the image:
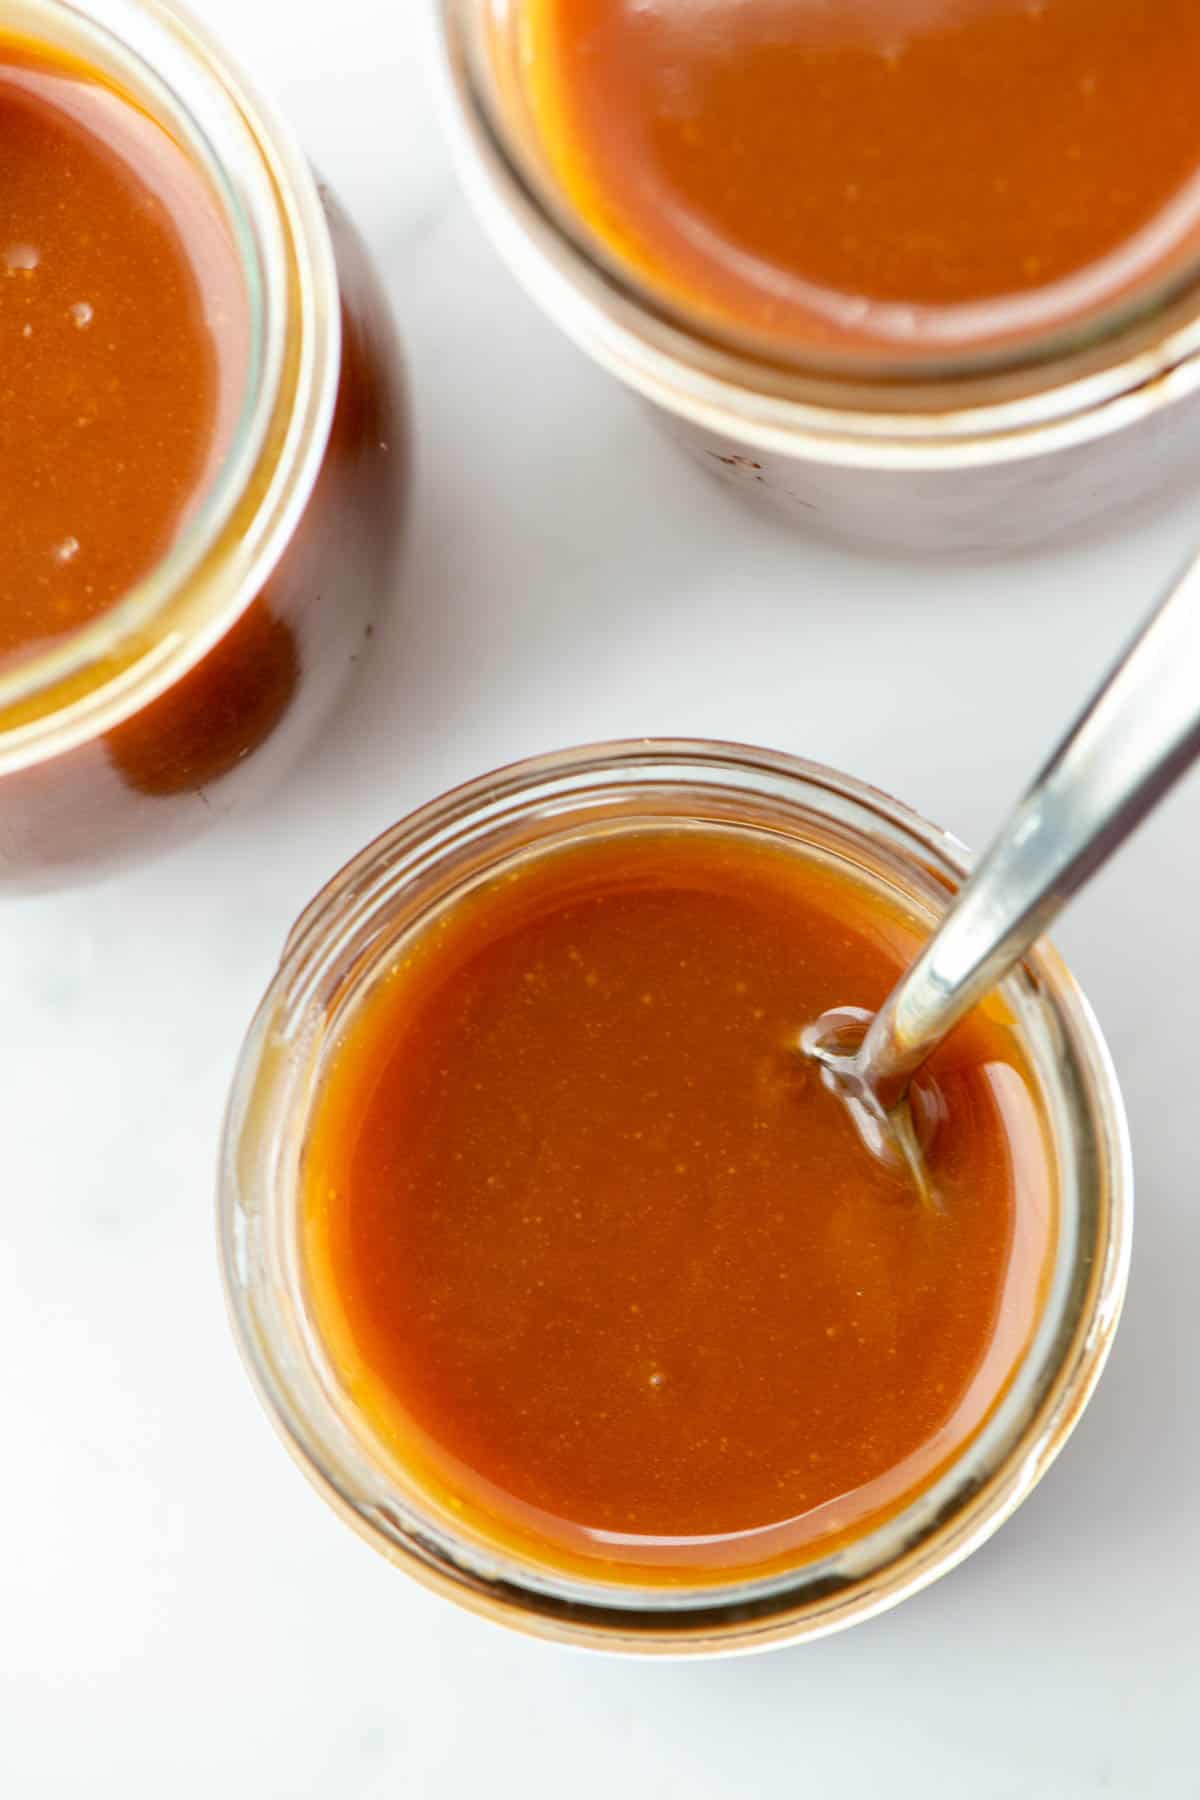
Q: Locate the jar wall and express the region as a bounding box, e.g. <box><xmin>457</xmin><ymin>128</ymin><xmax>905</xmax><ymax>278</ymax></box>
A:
<box><xmin>653</xmin><ymin>382</ymin><xmax>1200</xmax><ymax>554</ymax></box>
<box><xmin>0</xmin><ymin>191</ymin><xmax>406</xmax><ymax>891</ymax></box>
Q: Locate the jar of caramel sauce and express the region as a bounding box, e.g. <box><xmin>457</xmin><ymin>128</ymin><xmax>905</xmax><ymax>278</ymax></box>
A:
<box><xmin>0</xmin><ymin>0</ymin><xmax>406</xmax><ymax>887</ymax></box>
<box><xmin>435</xmin><ymin>0</ymin><xmax>1200</xmax><ymax>551</ymax></box>
<box><xmin>220</xmin><ymin>742</ymin><xmax>1131</xmax><ymax>1652</ymax></box>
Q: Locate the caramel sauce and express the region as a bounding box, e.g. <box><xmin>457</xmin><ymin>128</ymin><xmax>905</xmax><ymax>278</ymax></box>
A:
<box><xmin>525</xmin><ymin>0</ymin><xmax>1200</xmax><ymax>355</ymax></box>
<box><xmin>304</xmin><ymin>828</ymin><xmax>1055</xmax><ymax>1584</ymax></box>
<box><xmin>0</xmin><ymin>43</ymin><xmax>245</xmax><ymax>664</ymax></box>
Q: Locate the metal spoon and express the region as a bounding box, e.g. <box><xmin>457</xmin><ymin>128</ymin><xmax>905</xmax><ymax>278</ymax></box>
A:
<box><xmin>803</xmin><ymin>546</ymin><xmax>1200</xmax><ymax>1187</ymax></box>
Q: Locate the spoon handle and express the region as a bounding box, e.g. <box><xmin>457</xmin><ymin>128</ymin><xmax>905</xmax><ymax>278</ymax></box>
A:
<box><xmin>861</xmin><ymin>548</ymin><xmax>1200</xmax><ymax>1108</ymax></box>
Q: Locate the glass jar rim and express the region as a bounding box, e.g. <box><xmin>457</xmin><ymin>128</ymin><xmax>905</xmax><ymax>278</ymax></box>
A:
<box><xmin>0</xmin><ymin>0</ymin><xmax>341</xmax><ymax>770</ymax></box>
<box><xmin>430</xmin><ymin>0</ymin><xmax>1200</xmax><ymax>449</ymax></box>
<box><xmin>219</xmin><ymin>738</ymin><xmax>1133</xmax><ymax>1654</ymax></box>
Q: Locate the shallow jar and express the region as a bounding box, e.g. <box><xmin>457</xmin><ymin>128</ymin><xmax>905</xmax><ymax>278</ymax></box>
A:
<box><xmin>431</xmin><ymin>0</ymin><xmax>1200</xmax><ymax>554</ymax></box>
<box><xmin>0</xmin><ymin>0</ymin><xmax>406</xmax><ymax>889</ymax></box>
<box><xmin>220</xmin><ymin>739</ymin><xmax>1132</xmax><ymax>1654</ymax></box>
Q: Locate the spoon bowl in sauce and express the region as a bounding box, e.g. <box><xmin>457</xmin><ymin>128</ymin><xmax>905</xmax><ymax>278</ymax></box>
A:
<box><xmin>805</xmin><ymin>545</ymin><xmax>1200</xmax><ymax>1193</ymax></box>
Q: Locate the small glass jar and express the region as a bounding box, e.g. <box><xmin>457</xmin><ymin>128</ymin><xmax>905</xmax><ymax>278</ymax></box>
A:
<box><xmin>0</xmin><ymin>0</ymin><xmax>406</xmax><ymax>889</ymax></box>
<box><xmin>431</xmin><ymin>0</ymin><xmax>1200</xmax><ymax>553</ymax></box>
<box><xmin>220</xmin><ymin>740</ymin><xmax>1132</xmax><ymax>1654</ymax></box>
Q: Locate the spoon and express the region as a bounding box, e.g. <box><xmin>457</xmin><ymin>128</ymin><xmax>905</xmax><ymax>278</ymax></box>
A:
<box><xmin>803</xmin><ymin>545</ymin><xmax>1200</xmax><ymax>1189</ymax></box>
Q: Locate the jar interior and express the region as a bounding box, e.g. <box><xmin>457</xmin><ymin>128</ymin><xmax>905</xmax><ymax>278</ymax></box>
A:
<box><xmin>0</xmin><ymin>22</ymin><xmax>254</xmax><ymax>676</ymax></box>
<box><xmin>230</xmin><ymin>765</ymin><xmax>1109</xmax><ymax>1632</ymax></box>
<box><xmin>449</xmin><ymin>0</ymin><xmax>1200</xmax><ymax>392</ymax></box>
<box><xmin>0</xmin><ymin>0</ymin><xmax>281</xmax><ymax>735</ymax></box>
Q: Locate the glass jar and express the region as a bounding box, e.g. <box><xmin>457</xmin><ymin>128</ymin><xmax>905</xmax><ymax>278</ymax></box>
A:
<box><xmin>0</xmin><ymin>0</ymin><xmax>405</xmax><ymax>889</ymax></box>
<box><xmin>431</xmin><ymin>0</ymin><xmax>1200</xmax><ymax>553</ymax></box>
<box><xmin>220</xmin><ymin>740</ymin><xmax>1132</xmax><ymax>1654</ymax></box>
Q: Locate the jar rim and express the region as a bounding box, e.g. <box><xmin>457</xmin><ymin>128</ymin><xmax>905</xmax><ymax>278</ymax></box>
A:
<box><xmin>219</xmin><ymin>738</ymin><xmax>1133</xmax><ymax>1654</ymax></box>
<box><xmin>0</xmin><ymin>0</ymin><xmax>341</xmax><ymax>770</ymax></box>
<box><xmin>429</xmin><ymin>0</ymin><xmax>1200</xmax><ymax>456</ymax></box>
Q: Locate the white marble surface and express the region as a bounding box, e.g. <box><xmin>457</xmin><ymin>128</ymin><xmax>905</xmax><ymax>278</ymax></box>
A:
<box><xmin>5</xmin><ymin>2</ymin><xmax>1200</xmax><ymax>1793</ymax></box>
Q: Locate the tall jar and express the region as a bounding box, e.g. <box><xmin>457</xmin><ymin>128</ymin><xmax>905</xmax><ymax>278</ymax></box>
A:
<box><xmin>220</xmin><ymin>740</ymin><xmax>1132</xmax><ymax>1654</ymax></box>
<box><xmin>432</xmin><ymin>0</ymin><xmax>1200</xmax><ymax>554</ymax></box>
<box><xmin>0</xmin><ymin>0</ymin><xmax>405</xmax><ymax>889</ymax></box>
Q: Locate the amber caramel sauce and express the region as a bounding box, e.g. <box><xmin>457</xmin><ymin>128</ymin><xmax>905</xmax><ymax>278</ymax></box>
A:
<box><xmin>524</xmin><ymin>0</ymin><xmax>1200</xmax><ymax>355</ymax></box>
<box><xmin>0</xmin><ymin>42</ymin><xmax>246</xmax><ymax>665</ymax></box>
<box><xmin>303</xmin><ymin>828</ymin><xmax>1056</xmax><ymax>1586</ymax></box>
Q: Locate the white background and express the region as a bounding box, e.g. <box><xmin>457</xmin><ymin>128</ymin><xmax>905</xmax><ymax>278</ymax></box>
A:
<box><xmin>5</xmin><ymin>2</ymin><xmax>1200</xmax><ymax>1793</ymax></box>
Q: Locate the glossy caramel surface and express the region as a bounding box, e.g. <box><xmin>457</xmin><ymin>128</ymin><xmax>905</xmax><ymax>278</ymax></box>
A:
<box><xmin>525</xmin><ymin>0</ymin><xmax>1200</xmax><ymax>356</ymax></box>
<box><xmin>304</xmin><ymin>828</ymin><xmax>1055</xmax><ymax>1584</ymax></box>
<box><xmin>0</xmin><ymin>44</ymin><xmax>243</xmax><ymax>664</ymax></box>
